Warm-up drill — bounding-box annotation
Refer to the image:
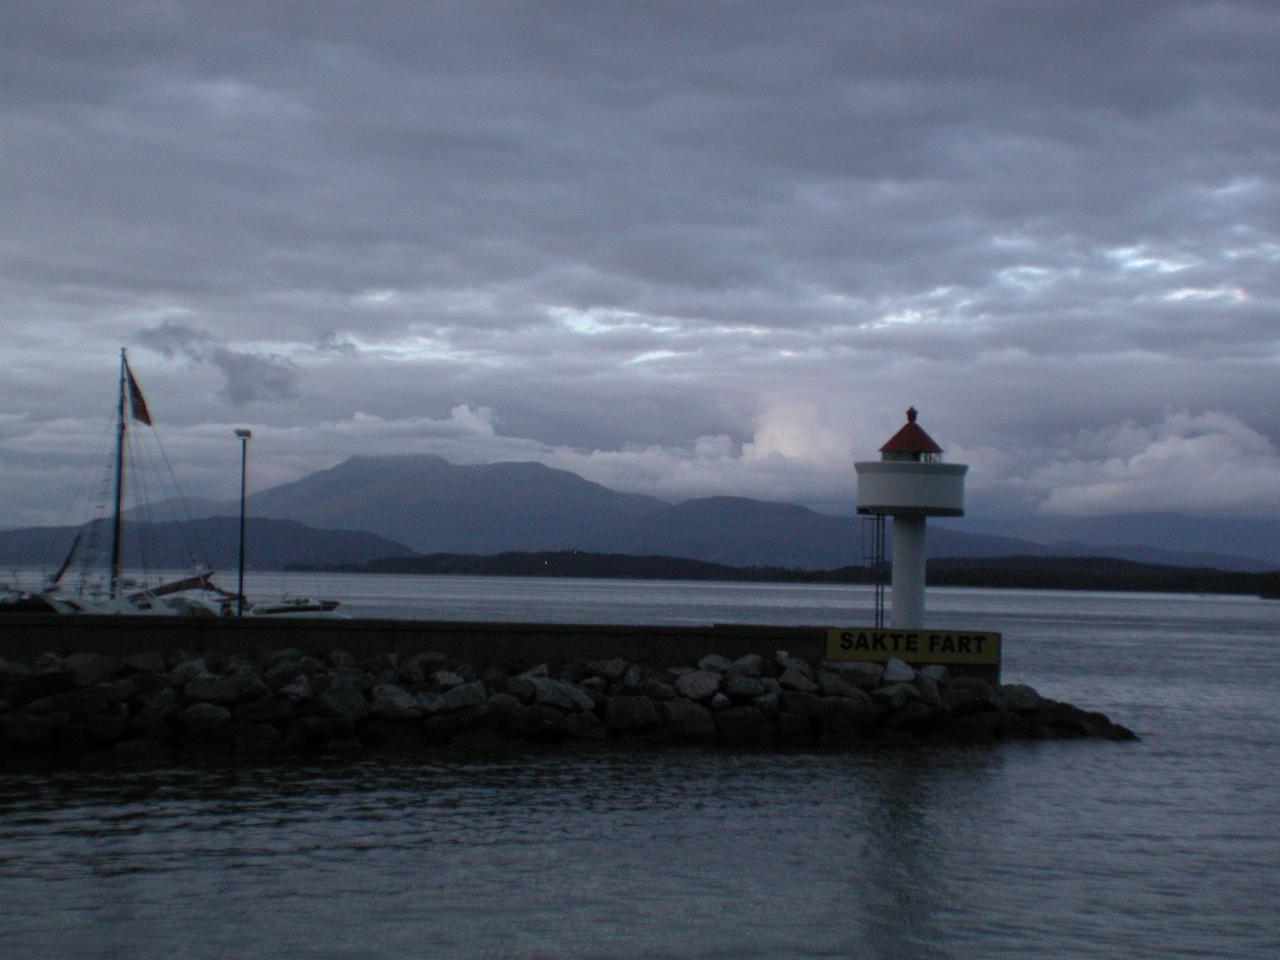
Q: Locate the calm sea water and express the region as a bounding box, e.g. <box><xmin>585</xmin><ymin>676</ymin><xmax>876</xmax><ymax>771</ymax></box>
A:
<box><xmin>2</xmin><ymin>575</ymin><xmax>1278</xmax><ymax>959</ymax></box>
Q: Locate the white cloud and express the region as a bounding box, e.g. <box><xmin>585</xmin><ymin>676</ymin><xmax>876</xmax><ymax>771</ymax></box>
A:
<box><xmin>1024</xmin><ymin>412</ymin><xmax>1280</xmax><ymax>516</ymax></box>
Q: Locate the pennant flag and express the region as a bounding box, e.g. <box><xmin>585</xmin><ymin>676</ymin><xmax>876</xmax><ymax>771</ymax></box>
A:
<box><xmin>125</xmin><ymin>361</ymin><xmax>152</xmax><ymax>425</ymax></box>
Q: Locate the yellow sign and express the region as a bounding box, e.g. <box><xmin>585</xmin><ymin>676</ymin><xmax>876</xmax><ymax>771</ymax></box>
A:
<box><xmin>826</xmin><ymin>628</ymin><xmax>1001</xmax><ymax>665</ymax></box>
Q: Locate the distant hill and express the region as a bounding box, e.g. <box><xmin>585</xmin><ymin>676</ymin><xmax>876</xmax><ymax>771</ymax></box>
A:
<box><xmin>297</xmin><ymin>549</ymin><xmax>1280</xmax><ymax>597</ymax></box>
<box><xmin>0</xmin><ymin>517</ymin><xmax>413</xmax><ymax>573</ymax></box>
<box><xmin>15</xmin><ymin>455</ymin><xmax>1278</xmax><ymax>572</ymax></box>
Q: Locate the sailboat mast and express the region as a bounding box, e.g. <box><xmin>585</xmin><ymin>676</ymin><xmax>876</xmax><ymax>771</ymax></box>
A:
<box><xmin>109</xmin><ymin>347</ymin><xmax>127</xmax><ymax>599</ymax></box>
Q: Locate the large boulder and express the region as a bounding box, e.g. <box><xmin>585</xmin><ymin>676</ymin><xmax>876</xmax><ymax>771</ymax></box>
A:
<box><xmin>727</xmin><ymin>654</ymin><xmax>763</xmax><ymax>678</ymax></box>
<box><xmin>674</xmin><ymin>670</ymin><xmax>721</xmax><ymax>701</ymax></box>
<box><xmin>724</xmin><ymin>674</ymin><xmax>766</xmax><ymax>701</ymax></box>
<box><xmin>696</xmin><ymin>654</ymin><xmax>733</xmax><ymax>673</ymax></box>
<box><xmin>822</xmin><ymin>661</ymin><xmax>883</xmax><ymax>691</ymax></box>
<box><xmin>175</xmin><ymin>702</ymin><xmax>232</xmax><ymax>733</ymax></box>
<box><xmin>184</xmin><ymin>666</ymin><xmax>270</xmax><ymax>706</ymax></box>
<box><xmin>440</xmin><ymin>681</ymin><xmax>488</xmax><ymax>713</ymax></box>
<box><xmin>530</xmin><ymin>677</ymin><xmax>594</xmax><ymax>712</ymax></box>
<box><xmin>778</xmin><ymin>668</ymin><xmax>818</xmax><ymax>694</ymax></box>
<box><xmin>586</xmin><ymin>659</ymin><xmax>629</xmax><ymax>682</ymax></box>
<box><xmin>65</xmin><ymin>653</ymin><xmax>123</xmax><ymax>688</ymax></box>
<box><xmin>713</xmin><ymin>706</ymin><xmax>773</xmax><ymax>745</ymax></box>
<box><xmin>816</xmin><ymin>670</ymin><xmax>863</xmax><ymax>699</ymax></box>
<box><xmin>663</xmin><ymin>700</ymin><xmax>716</xmax><ymax>741</ymax></box>
<box><xmin>370</xmin><ymin>683</ymin><xmax>424</xmax><ymax>720</ymax></box>
<box><xmin>606</xmin><ymin>695</ymin><xmax>662</xmax><ymax>734</ymax></box>
<box><xmin>317</xmin><ymin>679</ymin><xmax>371</xmax><ymax>721</ymax></box>
<box><xmin>883</xmin><ymin>658</ymin><xmax>915</xmax><ymax>683</ymax></box>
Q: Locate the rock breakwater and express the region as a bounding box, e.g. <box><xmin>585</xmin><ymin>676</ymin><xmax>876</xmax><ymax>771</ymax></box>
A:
<box><xmin>0</xmin><ymin>647</ymin><xmax>1136</xmax><ymax>766</ymax></box>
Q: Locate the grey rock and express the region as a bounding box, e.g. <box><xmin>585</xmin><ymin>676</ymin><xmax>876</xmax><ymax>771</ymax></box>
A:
<box><xmin>823</xmin><ymin>661</ymin><xmax>884</xmax><ymax>690</ymax></box>
<box><xmin>776</xmin><ymin>653</ymin><xmax>813</xmax><ymax>678</ymax></box>
<box><xmin>59</xmin><ymin>687</ymin><xmax>110</xmax><ymax>718</ymax></box>
<box><xmin>883</xmin><ymin>658</ymin><xmax>915</xmax><ymax>683</ymax></box>
<box><xmin>519</xmin><ymin>663</ymin><xmax>549</xmax><ymax>678</ymax></box>
<box><xmin>999</xmin><ymin>684</ymin><xmax>1043</xmax><ymax>712</ymax></box>
<box><xmin>753</xmin><ymin>692</ymin><xmax>780</xmax><ymax>718</ymax></box>
<box><xmin>605</xmin><ymin>695</ymin><xmax>662</xmax><ymax>734</ymax></box>
<box><xmin>890</xmin><ymin>699</ymin><xmax>938</xmax><ymax>732</ymax></box>
<box><xmin>779</xmin><ymin>668</ymin><xmax>818</xmax><ymax>693</ymax></box>
<box><xmin>663</xmin><ymin>700</ymin><xmax>717</xmax><ymax>740</ymax></box>
<box><xmin>761</xmin><ymin>677</ymin><xmax>783</xmax><ymax>696</ymax></box>
<box><xmin>506</xmin><ymin>676</ymin><xmax>538</xmax><ymax>705</ymax></box>
<box><xmin>334</xmin><ymin>667</ymin><xmax>375</xmax><ymax>692</ymax></box>
<box><xmin>234</xmin><ymin>698</ymin><xmax>295</xmax><ymax>724</ymax></box>
<box><xmin>638</xmin><ymin>678</ymin><xmax>676</xmax><ymax>701</ymax></box>
<box><xmin>263</xmin><ymin>659</ymin><xmax>307</xmax><ymax>690</ymax></box>
<box><xmin>871</xmin><ymin>682</ymin><xmax>917</xmax><ymax>710</ymax></box>
<box><xmin>579</xmin><ymin>676</ymin><xmax>608</xmax><ymax>697</ymax></box>
<box><xmin>486</xmin><ymin>692</ymin><xmax>525</xmax><ymax>717</ymax></box>
<box><xmin>674</xmin><ymin>670</ymin><xmax>722</xmax><ymax>701</ymax></box>
<box><xmin>710</xmin><ymin>692</ymin><xmax>732</xmax><ymax>711</ymax></box>
<box><xmin>914</xmin><ymin>678</ymin><xmax>943</xmax><ymax>708</ymax></box>
<box><xmin>696</xmin><ymin>654</ymin><xmax>733</xmax><ymax>673</ymax></box>
<box><xmin>724</xmin><ymin>674</ymin><xmax>766</xmax><ymax>700</ymax></box>
<box><xmin>121</xmin><ymin>652</ymin><xmax>166</xmax><ymax>675</ymax></box>
<box><xmin>441</xmin><ymin>681</ymin><xmax>487</xmax><ymax>713</ymax></box>
<box><xmin>134</xmin><ymin>686</ymin><xmax>178</xmax><ymax>712</ymax></box>
<box><xmin>169</xmin><ymin>658</ymin><xmax>209</xmax><ymax>686</ymax></box>
<box><xmin>587</xmin><ymin>659</ymin><xmax>629</xmax><ymax>682</ymax></box>
<box><xmin>919</xmin><ymin>665</ymin><xmax>948</xmax><ymax>683</ymax></box>
<box><xmin>184</xmin><ymin>667</ymin><xmax>270</xmax><ymax>706</ymax></box>
<box><xmin>941</xmin><ymin>675</ymin><xmax>993</xmax><ymax>710</ymax></box>
<box><xmin>328</xmin><ymin>649</ymin><xmax>356</xmax><ymax>668</ymax></box>
<box><xmin>176</xmin><ymin>702</ymin><xmax>232</xmax><ymax>733</ymax></box>
<box><xmin>621</xmin><ymin>664</ymin><xmax>643</xmax><ymax>689</ymax></box>
<box><xmin>278</xmin><ymin>675</ymin><xmax>313</xmax><ymax>703</ymax></box>
<box><xmin>518</xmin><ymin>704</ymin><xmax>568</xmax><ymax>739</ymax></box>
<box><xmin>416</xmin><ymin>692</ymin><xmax>447</xmax><ymax>715</ymax></box>
<box><xmin>816</xmin><ymin>670</ymin><xmax>862</xmax><ymax>699</ymax></box>
<box><xmin>714</xmin><ymin>706</ymin><xmax>773</xmax><ymax>745</ymax></box>
<box><xmin>530</xmin><ymin>677</ymin><xmax>594</xmax><ymax>712</ymax></box>
<box><xmin>371</xmin><ymin>683</ymin><xmax>424</xmax><ymax>720</ymax></box>
<box><xmin>65</xmin><ymin>653</ymin><xmax>123</xmax><ymax>688</ymax></box>
<box><xmin>316</xmin><ymin>680</ymin><xmax>371</xmax><ymax>721</ymax></box>
<box><xmin>433</xmin><ymin>670</ymin><xmax>465</xmax><ymax>689</ymax></box>
<box><xmin>727</xmin><ymin>654</ymin><xmax>763</xmax><ymax>678</ymax></box>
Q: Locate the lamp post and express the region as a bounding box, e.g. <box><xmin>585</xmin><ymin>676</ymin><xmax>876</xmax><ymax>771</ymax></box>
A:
<box><xmin>234</xmin><ymin>428</ymin><xmax>252</xmax><ymax>616</ymax></box>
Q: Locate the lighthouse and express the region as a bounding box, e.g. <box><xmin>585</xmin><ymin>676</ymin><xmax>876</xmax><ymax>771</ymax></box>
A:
<box><xmin>855</xmin><ymin>408</ymin><xmax>967</xmax><ymax>629</ymax></box>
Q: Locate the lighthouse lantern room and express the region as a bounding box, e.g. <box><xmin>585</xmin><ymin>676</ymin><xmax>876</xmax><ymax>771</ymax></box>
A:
<box><xmin>855</xmin><ymin>408</ymin><xmax>968</xmax><ymax>629</ymax></box>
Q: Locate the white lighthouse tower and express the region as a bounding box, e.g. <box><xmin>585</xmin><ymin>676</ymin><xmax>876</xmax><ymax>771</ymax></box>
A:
<box><xmin>855</xmin><ymin>407</ymin><xmax>967</xmax><ymax>629</ymax></box>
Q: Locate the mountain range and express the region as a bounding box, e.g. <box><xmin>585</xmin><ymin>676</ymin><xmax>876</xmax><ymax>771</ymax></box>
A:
<box><xmin>4</xmin><ymin>454</ymin><xmax>1276</xmax><ymax>573</ymax></box>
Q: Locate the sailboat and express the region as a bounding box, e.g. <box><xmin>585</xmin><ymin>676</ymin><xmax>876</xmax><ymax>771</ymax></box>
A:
<box><xmin>4</xmin><ymin>350</ymin><xmax>340</xmax><ymax>617</ymax></box>
<box><xmin>0</xmin><ymin>350</ymin><xmax>231</xmax><ymax>615</ymax></box>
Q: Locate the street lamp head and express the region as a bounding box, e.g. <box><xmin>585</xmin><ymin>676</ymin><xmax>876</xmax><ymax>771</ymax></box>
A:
<box><xmin>234</xmin><ymin>428</ymin><xmax>252</xmax><ymax>440</ymax></box>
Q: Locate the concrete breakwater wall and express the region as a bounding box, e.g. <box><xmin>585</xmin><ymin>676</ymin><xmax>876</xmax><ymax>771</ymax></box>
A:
<box><xmin>1</xmin><ymin>622</ymin><xmax>1135</xmax><ymax>766</ymax></box>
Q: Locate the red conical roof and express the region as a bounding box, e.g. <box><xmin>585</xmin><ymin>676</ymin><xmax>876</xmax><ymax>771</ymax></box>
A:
<box><xmin>879</xmin><ymin>406</ymin><xmax>943</xmax><ymax>455</ymax></box>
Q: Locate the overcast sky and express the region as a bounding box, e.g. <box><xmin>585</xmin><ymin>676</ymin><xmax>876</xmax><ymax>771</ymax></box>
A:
<box><xmin>2</xmin><ymin>0</ymin><xmax>1278</xmax><ymax>530</ymax></box>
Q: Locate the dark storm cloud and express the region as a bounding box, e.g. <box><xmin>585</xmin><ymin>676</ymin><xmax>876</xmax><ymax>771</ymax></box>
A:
<box><xmin>1</xmin><ymin>1</ymin><xmax>1278</xmax><ymax>528</ymax></box>
<box><xmin>138</xmin><ymin>322</ymin><xmax>299</xmax><ymax>405</ymax></box>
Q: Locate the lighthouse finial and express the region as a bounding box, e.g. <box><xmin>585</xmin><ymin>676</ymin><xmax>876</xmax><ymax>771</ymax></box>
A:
<box><xmin>906</xmin><ymin>406</ymin><xmax>918</xmax><ymax>423</ymax></box>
